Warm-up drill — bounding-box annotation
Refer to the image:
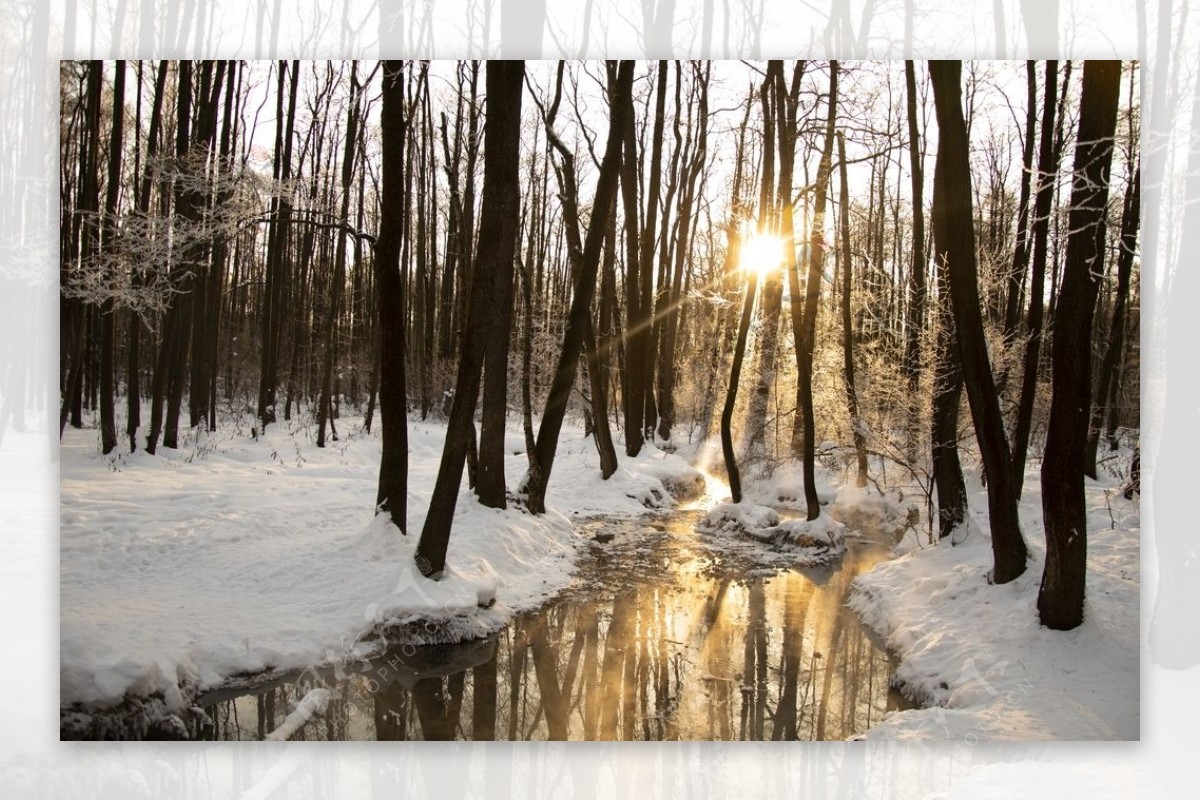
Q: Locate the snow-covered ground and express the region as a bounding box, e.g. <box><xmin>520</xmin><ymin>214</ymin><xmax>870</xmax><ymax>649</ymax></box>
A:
<box><xmin>61</xmin><ymin>409</ymin><xmax>1139</xmax><ymax>742</ymax></box>
<box><xmin>848</xmin><ymin>461</ymin><xmax>1140</xmax><ymax>740</ymax></box>
<box><xmin>60</xmin><ymin>409</ymin><xmax>702</xmax><ymax>713</ymax></box>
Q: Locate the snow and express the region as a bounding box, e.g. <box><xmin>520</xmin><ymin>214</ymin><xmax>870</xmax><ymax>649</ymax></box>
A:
<box><xmin>60</xmin><ymin>409</ymin><xmax>703</xmax><ymax>711</ymax></box>
<box><xmin>849</xmin><ymin>465</ymin><xmax>1140</xmax><ymax>740</ymax></box>
<box><xmin>264</xmin><ymin>688</ymin><xmax>332</xmax><ymax>741</ymax></box>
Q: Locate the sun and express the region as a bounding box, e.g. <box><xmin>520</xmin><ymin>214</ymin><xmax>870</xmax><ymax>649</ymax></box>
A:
<box><xmin>739</xmin><ymin>232</ymin><xmax>783</xmax><ymax>277</ymax></box>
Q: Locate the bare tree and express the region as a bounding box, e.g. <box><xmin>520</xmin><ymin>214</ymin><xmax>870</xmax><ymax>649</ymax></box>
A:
<box><xmin>929</xmin><ymin>60</ymin><xmax>1027</xmax><ymax>583</ymax></box>
<box><xmin>1039</xmin><ymin>60</ymin><xmax>1122</xmax><ymax>630</ymax></box>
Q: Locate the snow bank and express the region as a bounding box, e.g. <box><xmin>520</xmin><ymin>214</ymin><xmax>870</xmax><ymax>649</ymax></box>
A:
<box><xmin>850</xmin><ymin>470</ymin><xmax>1139</xmax><ymax>740</ymax></box>
<box><xmin>60</xmin><ymin>411</ymin><xmax>702</xmax><ymax>710</ymax></box>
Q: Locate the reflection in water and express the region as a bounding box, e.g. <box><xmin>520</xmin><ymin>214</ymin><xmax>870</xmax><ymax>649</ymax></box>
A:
<box><xmin>194</xmin><ymin>512</ymin><xmax>909</xmax><ymax>741</ymax></box>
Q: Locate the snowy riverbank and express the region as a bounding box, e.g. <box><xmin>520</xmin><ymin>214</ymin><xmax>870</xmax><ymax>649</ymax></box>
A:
<box><xmin>60</xmin><ymin>410</ymin><xmax>703</xmax><ymax>717</ymax></box>
<box><xmin>848</xmin><ymin>460</ymin><xmax>1140</xmax><ymax>740</ymax></box>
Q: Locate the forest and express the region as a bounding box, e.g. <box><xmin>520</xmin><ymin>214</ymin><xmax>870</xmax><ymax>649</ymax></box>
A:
<box><xmin>58</xmin><ymin>59</ymin><xmax>1140</xmax><ymax>741</ymax></box>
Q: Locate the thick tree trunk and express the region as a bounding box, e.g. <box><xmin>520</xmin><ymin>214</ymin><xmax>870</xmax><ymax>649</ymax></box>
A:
<box><xmin>929</xmin><ymin>60</ymin><xmax>1027</xmax><ymax>583</ymax></box>
<box><xmin>373</xmin><ymin>61</ymin><xmax>410</xmax><ymax>526</ymax></box>
<box><xmin>931</xmin><ymin>259</ymin><xmax>968</xmax><ymax>539</ymax></box>
<box><xmin>1039</xmin><ymin>60</ymin><xmax>1121</xmax><ymax>630</ymax></box>
<box><xmin>417</xmin><ymin>61</ymin><xmax>525</xmax><ymax>573</ymax></box>
<box><xmin>475</xmin><ymin>62</ymin><xmax>526</xmax><ymax>508</ymax></box>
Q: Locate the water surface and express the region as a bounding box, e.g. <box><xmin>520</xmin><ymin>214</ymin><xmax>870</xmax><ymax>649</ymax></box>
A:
<box><xmin>194</xmin><ymin>509</ymin><xmax>910</xmax><ymax>741</ymax></box>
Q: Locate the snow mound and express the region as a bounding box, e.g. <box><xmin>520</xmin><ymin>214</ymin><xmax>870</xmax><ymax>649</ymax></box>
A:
<box><xmin>697</xmin><ymin>503</ymin><xmax>847</xmax><ymax>569</ymax></box>
<box><xmin>771</xmin><ymin>515</ymin><xmax>848</xmax><ymax>552</ymax></box>
<box><xmin>829</xmin><ymin>484</ymin><xmax>921</xmax><ymax>540</ymax></box>
<box><xmin>697</xmin><ymin>502</ymin><xmax>780</xmax><ymax>534</ymax></box>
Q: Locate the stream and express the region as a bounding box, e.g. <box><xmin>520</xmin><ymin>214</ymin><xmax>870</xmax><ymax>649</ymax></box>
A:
<box><xmin>191</xmin><ymin>506</ymin><xmax>912</xmax><ymax>741</ymax></box>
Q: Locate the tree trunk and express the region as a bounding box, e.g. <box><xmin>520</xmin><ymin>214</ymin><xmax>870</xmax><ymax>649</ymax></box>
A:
<box><xmin>837</xmin><ymin>133</ymin><xmax>869</xmax><ymax>487</ymax></box>
<box><xmin>794</xmin><ymin>60</ymin><xmax>838</xmax><ymax>521</ymax></box>
<box><xmin>1039</xmin><ymin>60</ymin><xmax>1121</xmax><ymax>630</ymax></box>
<box><xmin>99</xmin><ymin>61</ymin><xmax>126</xmax><ymax>455</ymax></box>
<box><xmin>318</xmin><ymin>63</ymin><xmax>361</xmax><ymax>448</ymax></box>
<box><xmin>373</xmin><ymin>61</ymin><xmax>410</xmax><ymax>526</ymax></box>
<box><xmin>931</xmin><ymin>253</ymin><xmax>968</xmax><ymax>539</ymax></box>
<box><xmin>903</xmin><ymin>60</ymin><xmax>927</xmax><ymax>460</ymax></box>
<box><xmin>417</xmin><ymin>61</ymin><xmax>525</xmax><ymax>574</ymax></box>
<box><xmin>1085</xmin><ymin>164</ymin><xmax>1139</xmax><ymax>476</ymax></box>
<box><xmin>126</xmin><ymin>60</ymin><xmax>168</xmax><ymax>451</ymax></box>
<box><xmin>524</xmin><ymin>61</ymin><xmax>631</xmax><ymax>515</ymax></box>
<box><xmin>475</xmin><ymin>61</ymin><xmax>526</xmax><ymax>508</ymax></box>
<box><xmin>1011</xmin><ymin>60</ymin><xmax>1060</xmax><ymax>493</ymax></box>
<box><xmin>721</xmin><ymin>227</ymin><xmax>752</xmax><ymax>503</ymax></box>
<box><xmin>929</xmin><ymin>60</ymin><xmax>1027</xmax><ymax>583</ymax></box>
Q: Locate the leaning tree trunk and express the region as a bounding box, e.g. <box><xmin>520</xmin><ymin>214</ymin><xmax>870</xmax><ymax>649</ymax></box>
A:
<box><xmin>720</xmin><ymin>225</ymin><xmax>752</xmax><ymax>503</ymax></box>
<box><xmin>524</xmin><ymin>60</ymin><xmax>631</xmax><ymax>515</ymax></box>
<box><xmin>929</xmin><ymin>60</ymin><xmax>1027</xmax><ymax>584</ymax></box>
<box><xmin>417</xmin><ymin>61</ymin><xmax>525</xmax><ymax>574</ymax></box>
<box><xmin>537</xmin><ymin>61</ymin><xmax>618</xmax><ymax>480</ymax></box>
<box><xmin>1039</xmin><ymin>60</ymin><xmax>1121</xmax><ymax>630</ymax></box>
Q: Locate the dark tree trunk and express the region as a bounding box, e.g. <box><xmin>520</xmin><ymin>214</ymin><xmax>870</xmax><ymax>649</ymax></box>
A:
<box><xmin>1039</xmin><ymin>60</ymin><xmax>1121</xmax><ymax>630</ymax></box>
<box><xmin>658</xmin><ymin>64</ymin><xmax>707</xmax><ymax>443</ymax></box>
<box><xmin>61</xmin><ymin>61</ymin><xmax>103</xmax><ymax>440</ymax></box>
<box><xmin>417</xmin><ymin>61</ymin><xmax>525</xmax><ymax>574</ymax></box>
<box><xmin>1085</xmin><ymin>165</ymin><xmax>1139</xmax><ymax>476</ymax></box>
<box><xmin>99</xmin><ymin>61</ymin><xmax>126</xmax><ymax>455</ymax></box>
<box><xmin>1002</xmin><ymin>61</ymin><xmax>1039</xmax><ymax>346</ymax></box>
<box><xmin>931</xmin><ymin>254</ymin><xmax>968</xmax><ymax>540</ymax></box>
<box><xmin>127</xmin><ymin>61</ymin><xmax>168</xmax><ymax>451</ymax></box>
<box><xmin>720</xmin><ymin>227</ymin><xmax>752</xmax><ymax>503</ymax></box>
<box><xmin>620</xmin><ymin>61</ymin><xmax>665</xmax><ymax>457</ymax></box>
<box><xmin>476</xmin><ymin>61</ymin><xmax>526</xmax><ymax>508</ymax></box>
<box><xmin>523</xmin><ymin>61</ymin><xmax>631</xmax><ymax>515</ymax></box>
<box><xmin>318</xmin><ymin>63</ymin><xmax>362</xmax><ymax>448</ymax></box>
<box><xmin>1011</xmin><ymin>60</ymin><xmax>1060</xmax><ymax>493</ymax></box>
<box><xmin>533</xmin><ymin>64</ymin><xmax>618</xmax><ymax>478</ymax></box>
<box><xmin>794</xmin><ymin>60</ymin><xmax>838</xmax><ymax>521</ymax></box>
<box><xmin>256</xmin><ymin>60</ymin><xmax>299</xmax><ymax>433</ymax></box>
<box><xmin>903</xmin><ymin>60</ymin><xmax>927</xmax><ymax>460</ymax></box>
<box><xmin>929</xmin><ymin>60</ymin><xmax>1027</xmax><ymax>583</ymax></box>
<box><xmin>373</xmin><ymin>61</ymin><xmax>410</xmax><ymax>526</ymax></box>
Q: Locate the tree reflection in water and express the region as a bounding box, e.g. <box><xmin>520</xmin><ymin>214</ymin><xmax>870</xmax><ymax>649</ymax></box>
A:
<box><xmin>195</xmin><ymin>512</ymin><xmax>910</xmax><ymax>741</ymax></box>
